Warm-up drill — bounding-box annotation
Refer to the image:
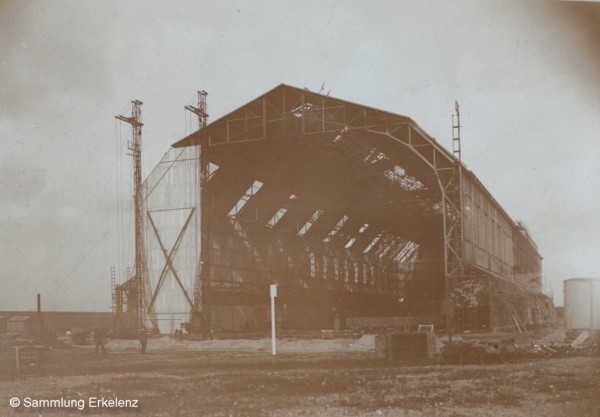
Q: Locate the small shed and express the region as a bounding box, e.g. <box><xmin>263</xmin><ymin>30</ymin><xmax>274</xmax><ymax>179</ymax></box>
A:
<box><xmin>7</xmin><ymin>316</ymin><xmax>37</xmax><ymax>337</ymax></box>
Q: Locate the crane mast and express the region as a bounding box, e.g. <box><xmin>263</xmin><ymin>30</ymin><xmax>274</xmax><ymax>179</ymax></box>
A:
<box><xmin>115</xmin><ymin>100</ymin><xmax>146</xmax><ymax>332</ymax></box>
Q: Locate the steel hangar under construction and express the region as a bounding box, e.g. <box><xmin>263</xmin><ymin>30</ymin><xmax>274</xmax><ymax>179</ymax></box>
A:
<box><xmin>115</xmin><ymin>84</ymin><xmax>554</xmax><ymax>335</ymax></box>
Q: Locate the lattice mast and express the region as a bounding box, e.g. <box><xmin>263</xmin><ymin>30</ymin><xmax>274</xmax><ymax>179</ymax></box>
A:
<box><xmin>185</xmin><ymin>90</ymin><xmax>209</xmax><ymax>129</ymax></box>
<box><xmin>110</xmin><ymin>266</ymin><xmax>116</xmax><ymax>312</ymax></box>
<box><xmin>116</xmin><ymin>100</ymin><xmax>146</xmax><ymax>330</ymax></box>
<box><xmin>452</xmin><ymin>100</ymin><xmax>461</xmax><ymax>161</ymax></box>
<box><xmin>443</xmin><ymin>100</ymin><xmax>465</xmax><ymax>339</ymax></box>
<box><xmin>185</xmin><ymin>90</ymin><xmax>209</xmax><ymax>331</ymax></box>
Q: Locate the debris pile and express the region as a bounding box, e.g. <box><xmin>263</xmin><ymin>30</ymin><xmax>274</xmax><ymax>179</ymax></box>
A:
<box><xmin>440</xmin><ymin>327</ymin><xmax>599</xmax><ymax>364</ymax></box>
<box><xmin>524</xmin><ymin>329</ymin><xmax>599</xmax><ymax>358</ymax></box>
<box><xmin>441</xmin><ymin>338</ymin><xmax>514</xmax><ymax>364</ymax></box>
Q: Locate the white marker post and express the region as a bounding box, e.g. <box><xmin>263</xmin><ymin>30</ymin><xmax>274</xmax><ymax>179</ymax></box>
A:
<box><xmin>15</xmin><ymin>346</ymin><xmax>20</xmax><ymax>377</ymax></box>
<box><xmin>270</xmin><ymin>284</ymin><xmax>277</xmax><ymax>356</ymax></box>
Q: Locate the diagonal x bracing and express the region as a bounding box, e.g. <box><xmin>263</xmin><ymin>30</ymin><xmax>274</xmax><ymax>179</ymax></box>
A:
<box><xmin>146</xmin><ymin>208</ymin><xmax>197</xmax><ymax>312</ymax></box>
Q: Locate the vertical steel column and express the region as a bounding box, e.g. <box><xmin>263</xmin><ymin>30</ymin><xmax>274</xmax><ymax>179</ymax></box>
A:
<box><xmin>196</xmin><ymin>139</ymin><xmax>212</xmax><ymax>330</ymax></box>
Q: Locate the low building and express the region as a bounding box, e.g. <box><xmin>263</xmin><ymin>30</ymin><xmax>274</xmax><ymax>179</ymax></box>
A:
<box><xmin>6</xmin><ymin>316</ymin><xmax>38</xmax><ymax>337</ymax></box>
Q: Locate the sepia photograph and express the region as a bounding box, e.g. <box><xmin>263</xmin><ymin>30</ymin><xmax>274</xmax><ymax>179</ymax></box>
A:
<box><xmin>1</xmin><ymin>1</ymin><xmax>599</xmax><ymax>416</ymax></box>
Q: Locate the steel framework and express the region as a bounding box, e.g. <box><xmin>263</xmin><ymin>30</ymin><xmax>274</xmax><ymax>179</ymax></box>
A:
<box><xmin>139</xmin><ymin>85</ymin><xmax>548</xmax><ymax>333</ymax></box>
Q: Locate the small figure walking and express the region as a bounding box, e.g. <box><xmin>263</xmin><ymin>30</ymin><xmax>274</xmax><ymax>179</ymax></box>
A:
<box><xmin>174</xmin><ymin>328</ymin><xmax>183</xmax><ymax>341</ymax></box>
<box><xmin>139</xmin><ymin>329</ymin><xmax>147</xmax><ymax>354</ymax></box>
<box><xmin>200</xmin><ymin>316</ymin><xmax>214</xmax><ymax>340</ymax></box>
<box><xmin>94</xmin><ymin>327</ymin><xmax>106</xmax><ymax>355</ymax></box>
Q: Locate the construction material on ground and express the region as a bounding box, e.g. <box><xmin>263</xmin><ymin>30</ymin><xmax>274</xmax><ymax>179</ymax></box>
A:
<box><xmin>376</xmin><ymin>332</ymin><xmax>437</xmax><ymax>360</ymax></box>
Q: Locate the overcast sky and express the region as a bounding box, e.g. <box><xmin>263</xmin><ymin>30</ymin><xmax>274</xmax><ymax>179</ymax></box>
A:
<box><xmin>1</xmin><ymin>0</ymin><xmax>599</xmax><ymax>311</ymax></box>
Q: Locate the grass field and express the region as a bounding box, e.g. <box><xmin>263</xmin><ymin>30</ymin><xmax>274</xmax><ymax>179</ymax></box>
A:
<box><xmin>1</xmin><ymin>343</ymin><xmax>599</xmax><ymax>417</ymax></box>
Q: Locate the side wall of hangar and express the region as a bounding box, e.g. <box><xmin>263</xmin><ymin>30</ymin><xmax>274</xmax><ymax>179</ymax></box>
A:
<box><xmin>141</xmin><ymin>84</ymin><xmax>543</xmax><ymax>334</ymax></box>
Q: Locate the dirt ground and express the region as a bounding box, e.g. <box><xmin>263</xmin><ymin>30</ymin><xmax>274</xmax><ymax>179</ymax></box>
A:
<box><xmin>1</xmin><ymin>336</ymin><xmax>599</xmax><ymax>417</ymax></box>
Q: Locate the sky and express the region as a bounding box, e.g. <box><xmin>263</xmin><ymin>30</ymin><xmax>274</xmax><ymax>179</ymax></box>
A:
<box><xmin>1</xmin><ymin>0</ymin><xmax>599</xmax><ymax>311</ymax></box>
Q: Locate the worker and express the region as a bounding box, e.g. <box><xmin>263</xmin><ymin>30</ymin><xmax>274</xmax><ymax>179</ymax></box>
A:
<box><xmin>94</xmin><ymin>327</ymin><xmax>106</xmax><ymax>355</ymax></box>
<box><xmin>139</xmin><ymin>328</ymin><xmax>147</xmax><ymax>354</ymax></box>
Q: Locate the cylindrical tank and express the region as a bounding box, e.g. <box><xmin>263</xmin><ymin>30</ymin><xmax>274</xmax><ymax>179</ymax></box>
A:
<box><xmin>563</xmin><ymin>278</ymin><xmax>600</xmax><ymax>330</ymax></box>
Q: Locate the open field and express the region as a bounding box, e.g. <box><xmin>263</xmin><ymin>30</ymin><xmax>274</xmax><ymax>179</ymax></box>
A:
<box><xmin>1</xmin><ymin>339</ymin><xmax>599</xmax><ymax>417</ymax></box>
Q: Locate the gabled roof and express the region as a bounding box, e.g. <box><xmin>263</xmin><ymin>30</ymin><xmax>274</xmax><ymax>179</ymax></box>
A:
<box><xmin>173</xmin><ymin>84</ymin><xmax>519</xmax><ymax>227</ymax></box>
<box><xmin>173</xmin><ymin>84</ymin><xmax>454</xmax><ymax>164</ymax></box>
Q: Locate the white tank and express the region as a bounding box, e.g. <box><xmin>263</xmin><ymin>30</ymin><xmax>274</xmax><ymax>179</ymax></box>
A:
<box><xmin>563</xmin><ymin>278</ymin><xmax>600</xmax><ymax>330</ymax></box>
